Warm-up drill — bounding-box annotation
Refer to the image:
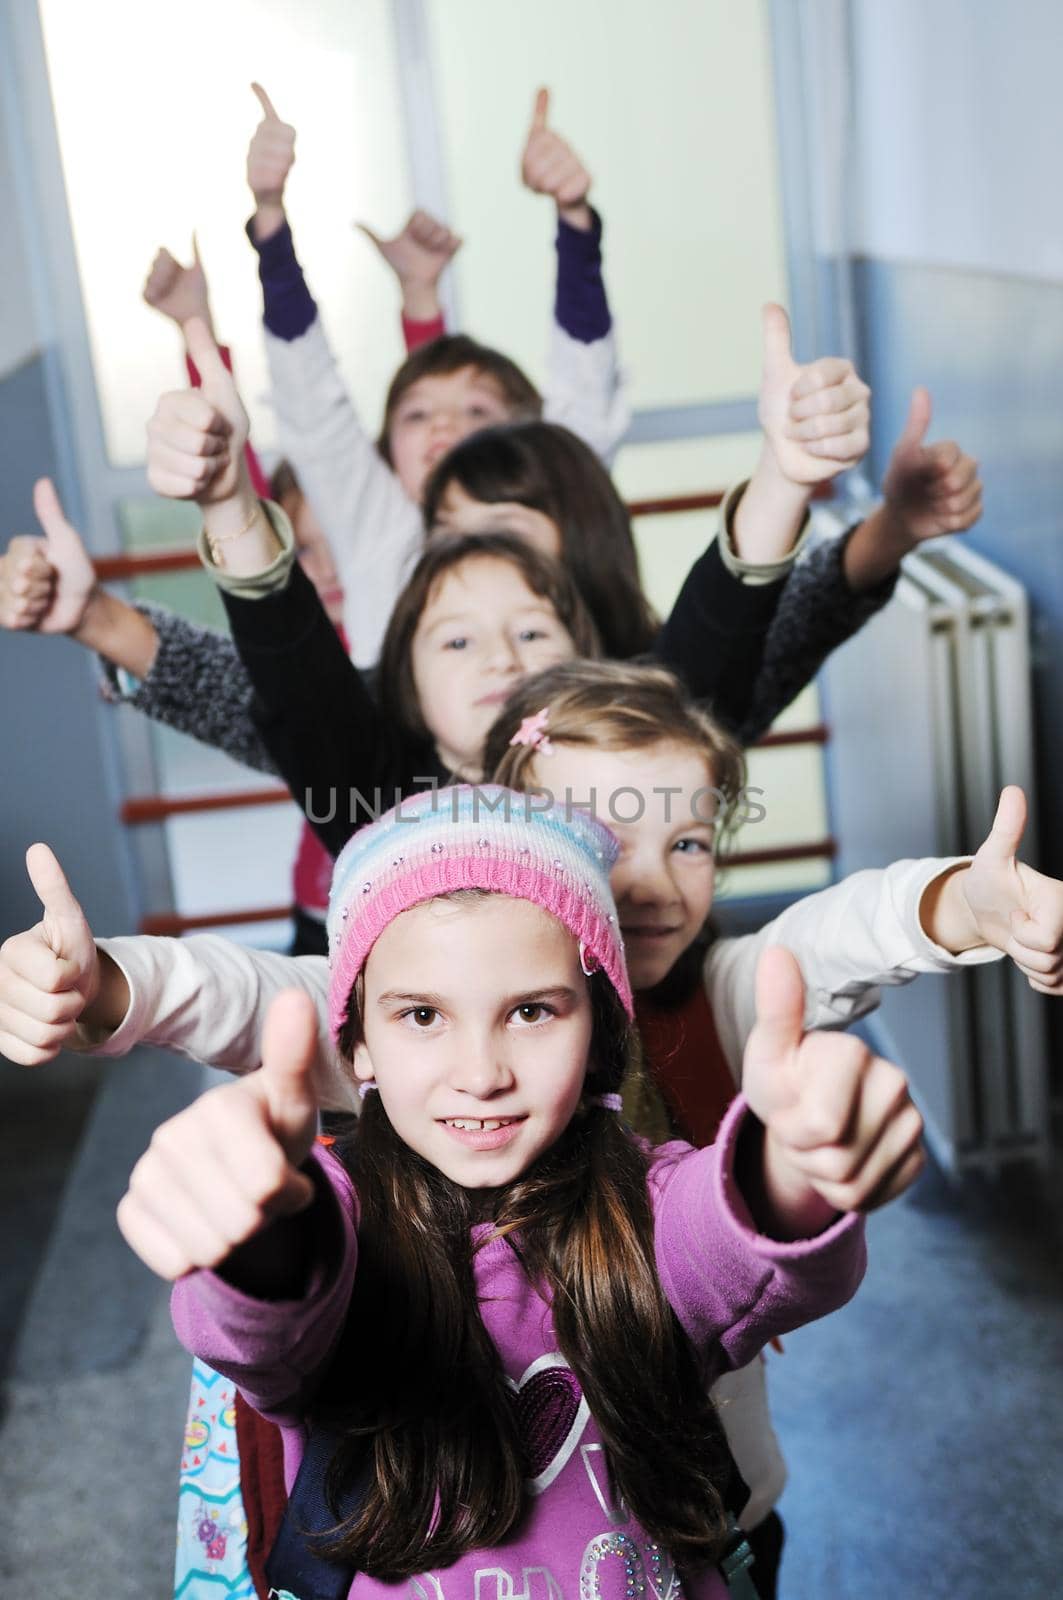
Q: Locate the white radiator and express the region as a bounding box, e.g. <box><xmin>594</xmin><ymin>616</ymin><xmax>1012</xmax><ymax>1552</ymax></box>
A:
<box><xmin>821</xmin><ymin>531</ymin><xmax>1050</xmax><ymax>1174</ymax></box>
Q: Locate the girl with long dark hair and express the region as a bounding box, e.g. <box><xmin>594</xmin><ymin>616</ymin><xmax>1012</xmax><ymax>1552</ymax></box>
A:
<box><xmin>113</xmin><ymin>788</ymin><xmax>926</xmax><ymax>1592</ymax></box>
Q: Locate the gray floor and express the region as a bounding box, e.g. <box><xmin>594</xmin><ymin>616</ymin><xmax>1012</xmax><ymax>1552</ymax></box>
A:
<box><xmin>0</xmin><ymin>1049</ymin><xmax>205</xmax><ymax>1597</ymax></box>
<box><xmin>2</xmin><ymin>1045</ymin><xmax>1061</xmax><ymax>1598</ymax></box>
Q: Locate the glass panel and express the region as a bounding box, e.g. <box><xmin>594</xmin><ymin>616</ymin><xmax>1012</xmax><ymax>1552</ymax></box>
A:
<box><xmin>720</xmin><ymin>726</ymin><xmax>832</xmax><ymax>901</ymax></box>
<box><xmin>165</xmin><ymin>806</ymin><xmax>302</xmax><ymax>929</ymax></box>
<box><xmin>426</xmin><ymin>0</ymin><xmax>786</xmax><ymax>409</ymax></box>
<box><xmin>39</xmin><ymin>0</ymin><xmax>410</xmax><ymax>466</ymax></box>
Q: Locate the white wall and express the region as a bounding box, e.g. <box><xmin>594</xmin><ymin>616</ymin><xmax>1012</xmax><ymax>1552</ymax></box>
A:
<box><xmin>850</xmin><ymin>0</ymin><xmax>1063</xmax><ymax>278</ymax></box>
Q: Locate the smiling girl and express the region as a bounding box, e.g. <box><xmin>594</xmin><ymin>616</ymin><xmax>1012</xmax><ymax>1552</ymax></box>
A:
<box><xmin>110</xmin><ymin>788</ymin><xmax>920</xmax><ymax>1593</ymax></box>
<box><xmin>6</xmin><ymin>703</ymin><xmax>1060</xmax><ymax>1595</ymax></box>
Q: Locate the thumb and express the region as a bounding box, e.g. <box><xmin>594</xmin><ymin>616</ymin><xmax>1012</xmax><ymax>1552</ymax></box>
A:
<box><xmin>761</xmin><ymin>303</ymin><xmax>794</xmax><ymax>381</ymax></box>
<box><xmin>183</xmin><ymin>316</ymin><xmax>229</xmax><ymax>389</ymax></box>
<box><xmin>33</xmin><ymin>478</ymin><xmax>88</xmax><ymax>566</ymax></box>
<box><xmin>530</xmin><ymin>86</ymin><xmax>550</xmax><ymax>133</ymax></box>
<box><xmin>979</xmin><ymin>786</ymin><xmax>1027</xmax><ymax>865</ymax></box>
<box><xmin>25</xmin><ymin>843</ymin><xmax>93</xmax><ymax>964</ymax></box>
<box><xmin>749</xmin><ymin>946</ymin><xmax>807</xmax><ymax>1066</ymax></box>
<box><xmin>896</xmin><ymin>386</ymin><xmax>932</xmax><ymax>455</ymax></box>
<box><xmin>192</xmin><ymin>230</ymin><xmax>203</xmax><ymax>269</ymax></box>
<box><xmin>251</xmin><ymin>80</ymin><xmax>280</xmax><ymax>122</ymax></box>
<box><xmin>257</xmin><ymin>990</ymin><xmax>321</xmax><ymax>1152</ymax></box>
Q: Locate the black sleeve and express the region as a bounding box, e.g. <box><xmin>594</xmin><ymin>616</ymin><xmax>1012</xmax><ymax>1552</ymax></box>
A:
<box><xmin>219</xmin><ymin>564</ymin><xmax>396</xmax><ymax>857</ymax></box>
<box><xmin>734</xmin><ymin>526</ymin><xmax>898</xmax><ymax>746</ymax></box>
<box><xmin>651</xmin><ymin>539</ymin><xmax>788</xmax><ymax>737</ymax></box>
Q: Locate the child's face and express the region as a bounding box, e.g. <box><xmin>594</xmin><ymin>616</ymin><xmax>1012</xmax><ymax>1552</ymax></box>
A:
<box><xmin>389</xmin><ymin>367</ymin><xmax>514</xmax><ymax>504</ymax></box>
<box><xmin>430</xmin><ymin>482</ymin><xmax>563</xmax><ymax>561</ymax></box>
<box><xmin>526</xmin><ymin>740</ymin><xmax>718</xmax><ymax>991</ymax></box>
<box><xmin>412</xmin><ymin>557</ymin><xmax>576</xmax><ymax>777</ymax></box>
<box><xmin>282</xmin><ymin>492</ymin><xmax>345</xmax><ymax>627</ymax></box>
<box><xmin>353</xmin><ymin>895</ymin><xmax>593</xmax><ymax>1188</ymax></box>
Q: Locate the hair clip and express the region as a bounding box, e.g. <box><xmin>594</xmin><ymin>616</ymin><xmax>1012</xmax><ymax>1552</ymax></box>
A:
<box><xmin>579</xmin><ymin>940</ymin><xmax>600</xmax><ymax>978</ymax></box>
<box><xmin>590</xmin><ymin>1092</ymin><xmax>623</xmax><ymax>1112</ymax></box>
<box><xmin>358</xmin><ymin>1081</ymin><xmax>378</xmax><ymax>1100</ymax></box>
<box><xmin>508</xmin><ymin>707</ymin><xmax>554</xmax><ymax>756</ymax></box>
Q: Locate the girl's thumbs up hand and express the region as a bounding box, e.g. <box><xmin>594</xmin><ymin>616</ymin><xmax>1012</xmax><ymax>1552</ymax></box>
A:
<box><xmin>247</xmin><ymin>80</ymin><xmax>296</xmax><ymax>235</ymax></box>
<box><xmin>520</xmin><ymin>86</ymin><xmax>593</xmax><ymax>228</ymax></box>
<box><xmin>881</xmin><ymin>387</ymin><xmax>982</xmax><ymax>546</ymax></box>
<box><xmin>146</xmin><ymin>319</ymin><xmax>248</xmax><ymax>504</ymax></box>
<box><xmin>926</xmin><ymin>787</ymin><xmax>1063</xmax><ymax>992</ymax></box>
<box><xmin>0</xmin><ymin>480</ymin><xmax>97</xmax><ymax>636</ymax></box>
<box><xmin>0</xmin><ymin>845</ymin><xmax>101</xmax><ymax>1065</ymax></box>
<box><xmin>117</xmin><ymin>991</ymin><xmax>320</xmax><ymax>1281</ymax></box>
<box><xmin>741</xmin><ymin>948</ymin><xmax>924</xmax><ymax>1234</ymax></box>
<box><xmin>758</xmin><ymin>304</ymin><xmax>870</xmax><ymax>487</ymax></box>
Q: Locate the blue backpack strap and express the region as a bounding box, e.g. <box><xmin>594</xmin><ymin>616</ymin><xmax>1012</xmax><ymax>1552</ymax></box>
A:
<box><xmin>264</xmin><ymin>1426</ymin><xmax>366</xmax><ymax>1600</ymax></box>
<box><xmin>719</xmin><ymin>1513</ymin><xmax>761</xmax><ymax>1597</ymax></box>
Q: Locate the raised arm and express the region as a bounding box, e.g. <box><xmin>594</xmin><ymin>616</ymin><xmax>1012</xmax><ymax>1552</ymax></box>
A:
<box><xmin>357</xmin><ymin>209</ymin><xmax>459</xmax><ymax>349</ymax></box>
<box><xmin>705</xmin><ymin>785</ymin><xmax>1061</xmax><ymax>1072</ymax></box>
<box><xmin>0</xmin><ymin>478</ymin><xmax>277</xmax><ymax>772</ymax></box>
<box><xmin>0</xmin><ymin>483</ymin><xmax>248</xmax><ymax>759</ymax></box>
<box><xmin>244</xmin><ymin>83</ymin><xmax>421</xmax><ymax>665</ymax></box>
<box><xmin>142</xmin><ymin>237</ymin><xmax>272</xmax><ymax>498</ymax></box>
<box><xmin>146</xmin><ymin>322</ymin><xmax>403</xmax><ymax>857</ymax></box>
<box><xmin>135</xmin><ymin>996</ymin><xmax>359</xmax><ymax>1424</ymax></box>
<box><xmin>118</xmin><ymin>990</ymin><xmax>327</xmax><ymax>1291</ymax></box>
<box><xmin>653</xmin><ymin>307</ymin><xmax>870</xmax><ymax>730</ymax></box>
<box><xmin>0</xmin><ymin>843</ymin><xmax>350</xmax><ymax>1106</ymax></box>
<box><xmin>522</xmin><ymin>88</ymin><xmax>631</xmax><ymax>465</ymax></box>
<box><xmin>736</xmin><ymin>387</ymin><xmax>983</xmax><ymax>745</ymax></box>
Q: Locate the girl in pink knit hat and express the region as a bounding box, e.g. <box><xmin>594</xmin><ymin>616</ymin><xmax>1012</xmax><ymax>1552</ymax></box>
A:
<box><xmin>114</xmin><ymin>787</ymin><xmax>923</xmax><ymax>1597</ymax></box>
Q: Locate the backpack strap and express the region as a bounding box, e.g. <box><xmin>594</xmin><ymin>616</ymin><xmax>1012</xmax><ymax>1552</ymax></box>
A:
<box><xmin>718</xmin><ymin>1513</ymin><xmax>761</xmax><ymax>1598</ymax></box>
<box><xmin>263</xmin><ymin>1425</ymin><xmax>363</xmax><ymax>1600</ymax></box>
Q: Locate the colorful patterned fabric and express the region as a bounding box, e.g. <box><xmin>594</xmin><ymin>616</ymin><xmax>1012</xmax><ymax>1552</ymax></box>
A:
<box><xmin>174</xmin><ymin>1359</ymin><xmax>254</xmax><ymax>1599</ymax></box>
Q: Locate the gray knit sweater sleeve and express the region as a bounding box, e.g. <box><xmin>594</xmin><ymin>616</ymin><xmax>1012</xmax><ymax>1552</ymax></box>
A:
<box><xmin>736</xmin><ymin>525</ymin><xmax>897</xmax><ymax>746</ymax></box>
<box><xmin>97</xmin><ymin>601</ymin><xmax>278</xmax><ymax>776</ymax></box>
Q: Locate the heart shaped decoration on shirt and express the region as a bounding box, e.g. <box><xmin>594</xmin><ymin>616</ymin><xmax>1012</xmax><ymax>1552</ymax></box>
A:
<box><xmin>505</xmin><ymin>1353</ymin><xmax>590</xmax><ymax>1495</ymax></box>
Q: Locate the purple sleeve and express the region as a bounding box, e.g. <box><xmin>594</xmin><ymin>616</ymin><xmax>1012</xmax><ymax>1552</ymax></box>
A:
<box><xmin>170</xmin><ymin>1147</ymin><xmax>358</xmax><ymax>1424</ymax></box>
<box><xmin>245</xmin><ymin>215</ymin><xmax>318</xmax><ymax>341</ymax></box>
<box><xmin>554</xmin><ymin>207</ymin><xmax>611</xmax><ymax>343</ymax></box>
<box><xmin>649</xmin><ymin>1097</ymin><xmax>867</xmax><ymax>1377</ymax></box>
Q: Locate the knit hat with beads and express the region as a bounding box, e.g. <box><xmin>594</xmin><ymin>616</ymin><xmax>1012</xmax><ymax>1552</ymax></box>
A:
<box><xmin>326</xmin><ymin>785</ymin><xmax>631</xmax><ymax>1039</ymax></box>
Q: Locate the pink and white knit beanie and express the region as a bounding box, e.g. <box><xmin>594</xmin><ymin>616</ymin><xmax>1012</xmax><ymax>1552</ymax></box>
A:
<box><xmin>326</xmin><ymin>785</ymin><xmax>632</xmax><ymax>1039</ymax></box>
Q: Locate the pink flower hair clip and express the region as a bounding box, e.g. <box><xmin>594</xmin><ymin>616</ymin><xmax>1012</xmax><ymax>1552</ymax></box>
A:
<box><xmin>508</xmin><ymin>707</ymin><xmax>554</xmax><ymax>757</ymax></box>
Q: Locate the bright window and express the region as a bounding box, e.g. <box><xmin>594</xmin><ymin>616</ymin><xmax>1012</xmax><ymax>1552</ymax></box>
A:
<box><xmin>38</xmin><ymin>0</ymin><xmax>411</xmax><ymax>466</ymax></box>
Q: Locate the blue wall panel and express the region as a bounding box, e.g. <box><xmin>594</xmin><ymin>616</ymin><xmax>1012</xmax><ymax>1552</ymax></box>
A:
<box><xmin>851</xmin><ymin>256</ymin><xmax>1063</xmax><ymax>1064</ymax></box>
<box><xmin>0</xmin><ymin>350</ymin><xmax>135</xmax><ymax>940</ymax></box>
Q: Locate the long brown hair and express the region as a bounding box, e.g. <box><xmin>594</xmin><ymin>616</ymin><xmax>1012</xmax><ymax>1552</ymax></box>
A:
<box><xmin>422</xmin><ymin>420</ymin><xmax>659</xmax><ymax>659</ymax></box>
<box><xmin>377</xmin><ymin>532</ymin><xmax>601</xmax><ymax>746</ymax></box>
<box><xmin>378</xmin><ymin>334</ymin><xmax>542</xmax><ymax>460</ymax></box>
<box><xmin>320</xmin><ymin>945</ymin><xmax>732</xmax><ymax>1578</ymax></box>
<box><xmin>484</xmin><ymin>660</ymin><xmax>746</xmax><ymax>1008</ymax></box>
